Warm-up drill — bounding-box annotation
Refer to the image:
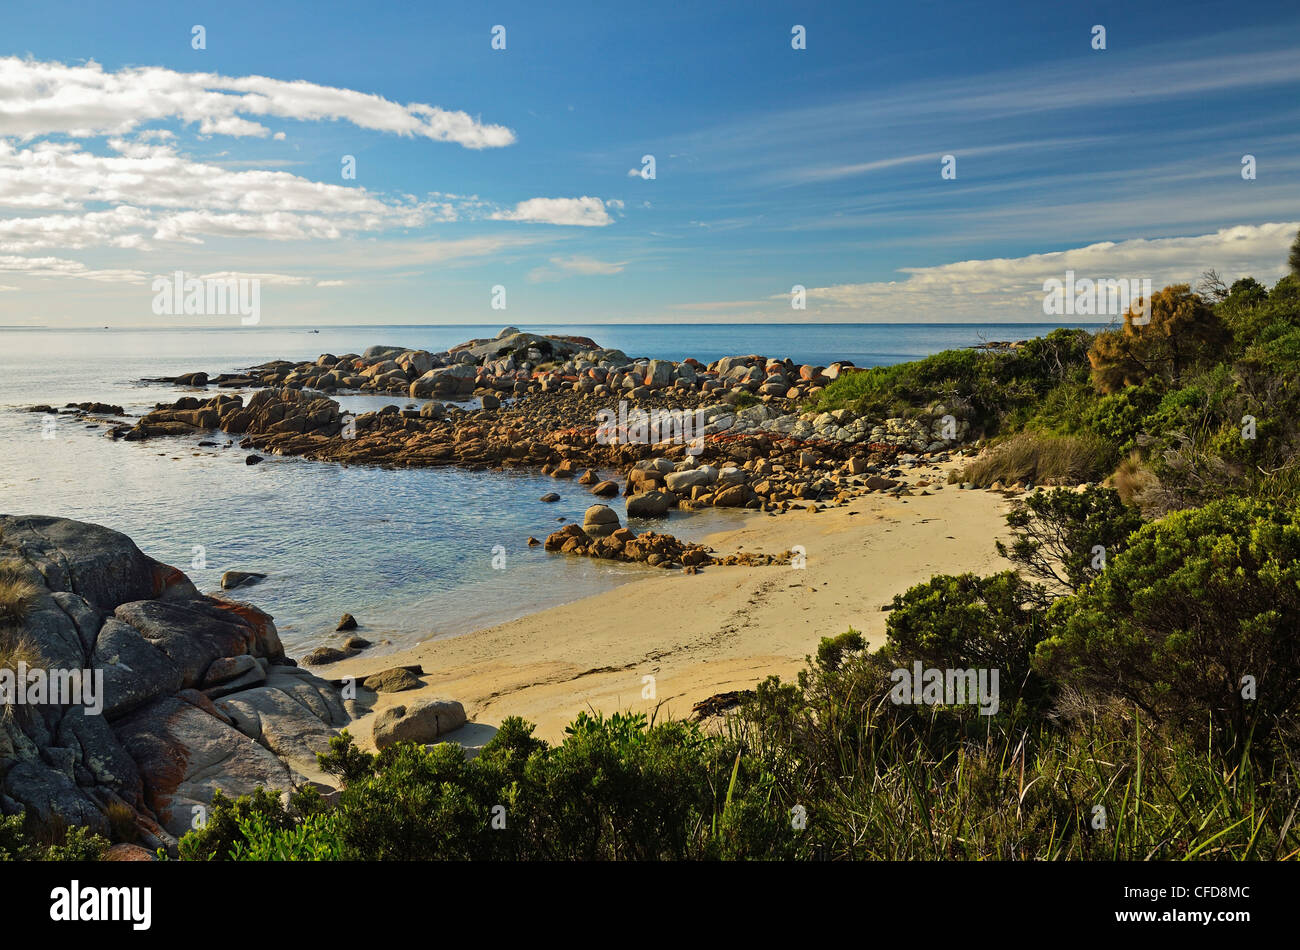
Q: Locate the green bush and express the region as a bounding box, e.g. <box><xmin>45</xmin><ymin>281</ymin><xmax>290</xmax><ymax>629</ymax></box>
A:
<box><xmin>176</xmin><ymin>787</ymin><xmax>297</xmax><ymax>861</ymax></box>
<box><xmin>884</xmin><ymin>571</ymin><xmax>1051</xmax><ymax>711</ymax></box>
<box><xmin>1037</xmin><ymin>498</ymin><xmax>1300</xmax><ymax>753</ymax></box>
<box><xmin>0</xmin><ymin>813</ymin><xmax>109</xmax><ymax>861</ymax></box>
<box><xmin>810</xmin><ymin>329</ymin><xmax>1094</xmax><ymax>434</ymax></box>
<box><xmin>228</xmin><ymin>812</ymin><xmax>345</xmax><ymax>861</ymax></box>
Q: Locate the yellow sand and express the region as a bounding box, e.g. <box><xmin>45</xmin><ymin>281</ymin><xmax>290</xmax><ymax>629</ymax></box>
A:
<box><xmin>333</xmin><ymin>473</ymin><xmax>1014</xmax><ymax>746</ymax></box>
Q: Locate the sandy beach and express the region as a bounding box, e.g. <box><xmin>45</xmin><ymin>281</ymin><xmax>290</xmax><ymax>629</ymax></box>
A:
<box><xmin>334</xmin><ymin>469</ymin><xmax>1015</xmax><ymax>745</ymax></box>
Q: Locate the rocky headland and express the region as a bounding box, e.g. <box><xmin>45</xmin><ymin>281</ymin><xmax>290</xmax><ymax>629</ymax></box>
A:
<box><xmin>47</xmin><ymin>329</ymin><xmax>978</xmax><ymax>556</ymax></box>
<box><xmin>0</xmin><ymin>516</ymin><xmax>466</xmax><ymax>854</ymax></box>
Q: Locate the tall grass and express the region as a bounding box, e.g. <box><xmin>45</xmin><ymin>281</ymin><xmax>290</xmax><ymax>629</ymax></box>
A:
<box><xmin>727</xmin><ymin>684</ymin><xmax>1300</xmax><ymax>860</ymax></box>
<box><xmin>954</xmin><ymin>431</ymin><xmax>1117</xmax><ymax>487</ymax></box>
<box><xmin>0</xmin><ymin>561</ymin><xmax>43</xmax><ymax>696</ymax></box>
<box><xmin>0</xmin><ymin>560</ymin><xmax>40</xmax><ymax>630</ymax></box>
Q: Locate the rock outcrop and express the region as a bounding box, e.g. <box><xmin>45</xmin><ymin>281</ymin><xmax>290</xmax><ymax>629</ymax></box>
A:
<box><xmin>0</xmin><ymin>515</ymin><xmax>349</xmax><ymax>851</ymax></box>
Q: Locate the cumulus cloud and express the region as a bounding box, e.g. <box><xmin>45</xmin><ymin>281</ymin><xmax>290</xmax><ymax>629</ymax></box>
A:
<box><xmin>0</xmin><ymin>139</ymin><xmax>553</xmax><ymax>251</ymax></box>
<box><xmin>491</xmin><ymin>197</ymin><xmax>614</xmax><ymax>227</ymax></box>
<box><xmin>0</xmin><ymin>57</ymin><xmax>515</xmax><ymax>148</ymax></box>
<box><xmin>780</xmin><ymin>222</ymin><xmax>1299</xmax><ymax>321</ymax></box>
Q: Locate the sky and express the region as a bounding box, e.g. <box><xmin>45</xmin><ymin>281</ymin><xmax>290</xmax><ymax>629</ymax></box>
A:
<box><xmin>1</xmin><ymin>0</ymin><xmax>1298</xmax><ymax>327</ymax></box>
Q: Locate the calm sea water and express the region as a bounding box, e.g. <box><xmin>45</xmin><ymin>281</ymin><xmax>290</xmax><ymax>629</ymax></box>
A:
<box><xmin>0</xmin><ymin>322</ymin><xmax>1097</xmax><ymax>655</ymax></box>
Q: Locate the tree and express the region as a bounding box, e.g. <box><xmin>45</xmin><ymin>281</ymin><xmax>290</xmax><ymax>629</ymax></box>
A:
<box><xmin>1196</xmin><ymin>269</ymin><xmax>1228</xmax><ymax>303</ymax></box>
<box><xmin>1088</xmin><ymin>284</ymin><xmax>1230</xmax><ymax>393</ymax></box>
<box><xmin>1290</xmin><ymin>226</ymin><xmax>1300</xmax><ymax>278</ymax></box>
<box><xmin>996</xmin><ymin>487</ymin><xmax>1144</xmax><ymax>596</ymax></box>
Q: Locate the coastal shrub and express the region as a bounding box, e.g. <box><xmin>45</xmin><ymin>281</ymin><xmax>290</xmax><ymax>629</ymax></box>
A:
<box><xmin>811</xmin><ymin>331</ymin><xmax>1093</xmax><ymax>431</ymax></box>
<box><xmin>228</xmin><ymin>812</ymin><xmax>345</xmax><ymax>861</ymax></box>
<box><xmin>1003</xmin><ymin>379</ymin><xmax>1094</xmax><ymax>437</ymax></box>
<box><xmin>815</xmin><ymin>629</ymin><xmax>865</xmax><ymax>672</ymax></box>
<box><xmin>1036</xmin><ymin>498</ymin><xmax>1300</xmax><ymax>754</ymax></box>
<box><xmin>1088</xmin><ymin>285</ymin><xmax>1230</xmax><ymax>394</ymax></box>
<box><xmin>175</xmin><ymin>787</ymin><xmax>297</xmax><ymax>861</ymax></box>
<box><xmin>1216</xmin><ymin>277</ymin><xmax>1274</xmax><ymax>349</ymax></box>
<box><xmin>883</xmin><ymin>571</ymin><xmax>1051</xmax><ymax>711</ymax></box>
<box><xmin>995</xmin><ymin>487</ymin><xmax>1144</xmax><ymax>595</ymax></box>
<box><xmin>1077</xmin><ymin>379</ymin><xmax>1164</xmax><ymax>453</ymax></box>
<box><xmin>328</xmin><ymin>738</ymin><xmax>497</xmax><ymax>860</ymax></box>
<box><xmin>957</xmin><ymin>431</ymin><xmax>1117</xmax><ymax>487</ymax></box>
<box><xmin>732</xmin><ymin>636</ymin><xmax>1300</xmax><ymax>859</ymax></box>
<box><xmin>313</xmin><ymin>713</ymin><xmax>774</xmax><ymax>860</ymax></box>
<box><xmin>0</xmin><ymin>813</ymin><xmax>109</xmax><ymax>861</ymax></box>
<box><xmin>316</xmin><ymin>729</ymin><xmax>374</xmax><ymax>786</ymax></box>
<box><xmin>167</xmin><ymin>649</ymin><xmax>1300</xmax><ymax>861</ymax></box>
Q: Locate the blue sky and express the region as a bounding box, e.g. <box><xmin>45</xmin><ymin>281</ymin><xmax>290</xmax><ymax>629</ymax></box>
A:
<box><xmin>1</xmin><ymin>0</ymin><xmax>1299</xmax><ymax>326</ymax></box>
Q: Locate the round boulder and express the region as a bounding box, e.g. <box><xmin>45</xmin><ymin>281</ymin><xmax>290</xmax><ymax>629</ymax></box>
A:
<box><xmin>583</xmin><ymin>504</ymin><xmax>621</xmax><ymax>537</ymax></box>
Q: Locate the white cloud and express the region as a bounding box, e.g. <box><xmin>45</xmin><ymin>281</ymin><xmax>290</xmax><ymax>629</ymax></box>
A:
<box><xmin>528</xmin><ymin>254</ymin><xmax>628</xmax><ymax>282</ymax></box>
<box><xmin>780</xmin><ymin>222</ymin><xmax>1299</xmax><ymax>321</ymax></box>
<box><xmin>0</xmin><ymin>254</ymin><xmax>148</xmax><ymax>282</ymax></box>
<box><xmin>551</xmin><ymin>255</ymin><xmax>626</xmax><ymax>275</ymax></box>
<box><xmin>0</xmin><ymin>57</ymin><xmax>515</xmax><ymax>149</ymax></box>
<box><xmin>490</xmin><ymin>197</ymin><xmax>614</xmax><ymax>227</ymax></box>
<box><xmin>194</xmin><ymin>271</ymin><xmax>317</xmax><ymax>286</ymax></box>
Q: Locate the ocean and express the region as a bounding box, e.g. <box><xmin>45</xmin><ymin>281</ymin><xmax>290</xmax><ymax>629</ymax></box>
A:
<box><xmin>0</xmin><ymin>322</ymin><xmax>1098</xmax><ymax>655</ymax></box>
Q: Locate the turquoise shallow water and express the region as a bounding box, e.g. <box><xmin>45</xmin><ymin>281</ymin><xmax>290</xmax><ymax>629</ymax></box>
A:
<box><xmin>0</xmin><ymin>322</ymin><xmax>1097</xmax><ymax>655</ymax></box>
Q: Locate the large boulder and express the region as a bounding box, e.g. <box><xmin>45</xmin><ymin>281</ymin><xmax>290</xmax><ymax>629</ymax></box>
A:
<box><xmin>0</xmin><ymin>515</ymin><xmax>350</xmax><ymax>852</ymax></box>
<box><xmin>373</xmin><ymin>700</ymin><xmax>468</xmax><ymax>749</ymax></box>
<box><xmin>410</xmin><ymin>364</ymin><xmax>476</xmax><ymax>398</ymax></box>
<box><xmin>626</xmin><ymin>491</ymin><xmax>675</xmax><ymax>517</ymax></box>
<box><xmin>582</xmin><ymin>504</ymin><xmax>621</xmax><ymax>538</ymax></box>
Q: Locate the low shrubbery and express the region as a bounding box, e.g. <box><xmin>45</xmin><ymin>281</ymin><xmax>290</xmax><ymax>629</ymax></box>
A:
<box><xmin>0</xmin><ymin>813</ymin><xmax>109</xmax><ymax>861</ymax></box>
<box><xmin>1038</xmin><ymin>497</ymin><xmax>1300</xmax><ymax>755</ymax></box>
<box><xmin>173</xmin><ymin>617</ymin><xmax>1300</xmax><ymax>860</ymax></box>
<box><xmin>810</xmin><ymin>328</ymin><xmax>1093</xmax><ymax>433</ymax></box>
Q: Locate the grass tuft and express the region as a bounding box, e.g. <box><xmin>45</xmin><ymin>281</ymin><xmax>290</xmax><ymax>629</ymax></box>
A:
<box><xmin>957</xmin><ymin>431</ymin><xmax>1117</xmax><ymax>487</ymax></box>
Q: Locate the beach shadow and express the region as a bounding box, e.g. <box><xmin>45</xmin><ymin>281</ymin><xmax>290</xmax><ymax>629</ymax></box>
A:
<box><xmin>436</xmin><ymin>721</ymin><xmax>499</xmax><ymax>759</ymax></box>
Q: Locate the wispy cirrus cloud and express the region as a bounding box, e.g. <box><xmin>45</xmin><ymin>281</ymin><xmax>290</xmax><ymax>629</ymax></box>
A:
<box><xmin>528</xmin><ymin>254</ymin><xmax>628</xmax><ymax>281</ymax></box>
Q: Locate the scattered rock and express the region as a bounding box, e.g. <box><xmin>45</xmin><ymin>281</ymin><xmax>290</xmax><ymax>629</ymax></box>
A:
<box><xmin>220</xmin><ymin>570</ymin><xmax>266</xmax><ymax>590</ymax></box>
<box><xmin>373</xmin><ymin>699</ymin><xmax>468</xmax><ymax>749</ymax></box>
<box><xmin>362</xmin><ymin>668</ymin><xmax>423</xmax><ymax>693</ymax></box>
<box><xmin>300</xmin><ymin>646</ymin><xmax>353</xmax><ymax>666</ymax></box>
